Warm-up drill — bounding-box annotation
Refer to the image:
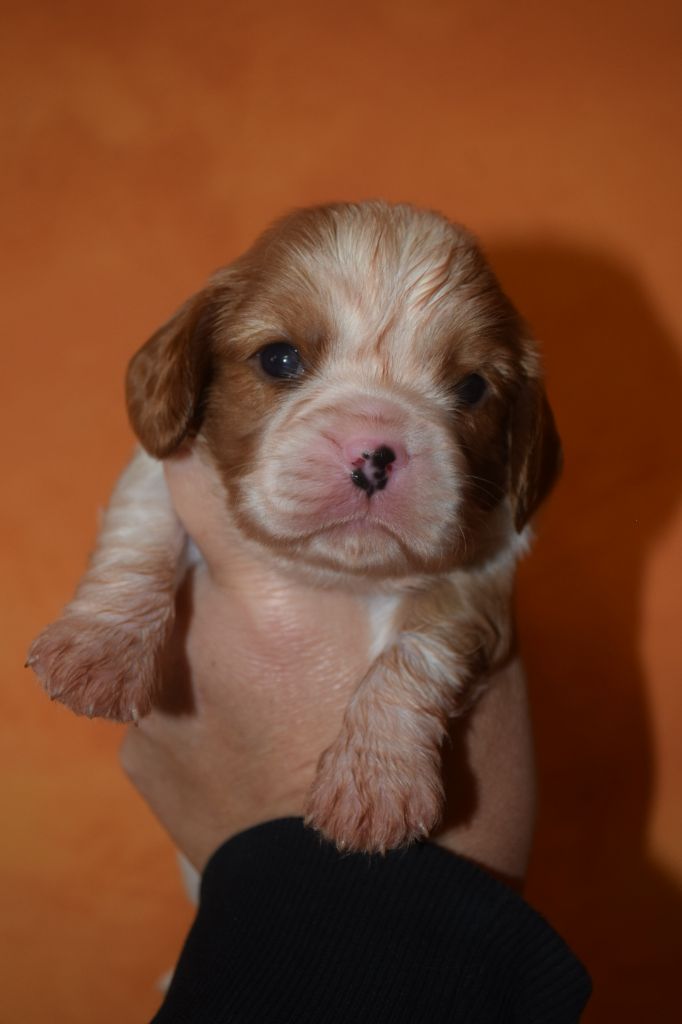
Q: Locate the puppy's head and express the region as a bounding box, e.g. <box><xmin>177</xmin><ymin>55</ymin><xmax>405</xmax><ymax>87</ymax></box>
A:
<box><xmin>127</xmin><ymin>202</ymin><xmax>560</xmax><ymax>579</ymax></box>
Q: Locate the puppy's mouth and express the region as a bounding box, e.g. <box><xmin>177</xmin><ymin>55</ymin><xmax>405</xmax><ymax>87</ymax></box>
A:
<box><xmin>277</xmin><ymin>505</ymin><xmax>408</xmax><ymax>546</ymax></box>
<box><xmin>254</xmin><ymin>446</ymin><xmax>412</xmax><ymax>540</ymax></box>
<box><xmin>322</xmin><ymin>511</ymin><xmax>406</xmax><ymax>543</ymax></box>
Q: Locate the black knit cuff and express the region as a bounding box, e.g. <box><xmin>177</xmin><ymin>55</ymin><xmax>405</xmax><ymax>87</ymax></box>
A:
<box><xmin>153</xmin><ymin>818</ymin><xmax>591</xmax><ymax>1023</ymax></box>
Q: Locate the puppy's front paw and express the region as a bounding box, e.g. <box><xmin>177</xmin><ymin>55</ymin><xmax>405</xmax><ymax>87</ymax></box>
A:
<box><xmin>26</xmin><ymin>614</ymin><xmax>166</xmax><ymax>722</ymax></box>
<box><xmin>305</xmin><ymin>735</ymin><xmax>444</xmax><ymax>854</ymax></box>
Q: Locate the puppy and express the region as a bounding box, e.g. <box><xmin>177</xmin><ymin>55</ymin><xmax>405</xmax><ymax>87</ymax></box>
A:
<box><xmin>27</xmin><ymin>201</ymin><xmax>560</xmax><ymax>853</ymax></box>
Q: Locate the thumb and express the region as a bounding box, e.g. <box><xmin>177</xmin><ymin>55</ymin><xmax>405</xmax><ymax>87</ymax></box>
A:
<box><xmin>162</xmin><ymin>444</ymin><xmax>238</xmax><ymax>574</ymax></box>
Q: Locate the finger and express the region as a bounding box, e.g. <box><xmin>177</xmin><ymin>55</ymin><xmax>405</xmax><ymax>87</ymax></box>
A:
<box><xmin>118</xmin><ymin>722</ymin><xmax>172</xmax><ymax>787</ymax></box>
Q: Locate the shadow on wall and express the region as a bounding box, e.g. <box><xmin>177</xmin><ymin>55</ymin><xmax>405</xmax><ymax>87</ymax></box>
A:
<box><xmin>487</xmin><ymin>241</ymin><xmax>682</xmax><ymax>1022</ymax></box>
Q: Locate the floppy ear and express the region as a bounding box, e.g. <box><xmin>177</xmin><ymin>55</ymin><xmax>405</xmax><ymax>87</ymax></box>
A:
<box><xmin>126</xmin><ymin>288</ymin><xmax>220</xmax><ymax>458</ymax></box>
<box><xmin>508</xmin><ymin>375</ymin><xmax>562</xmax><ymax>532</ymax></box>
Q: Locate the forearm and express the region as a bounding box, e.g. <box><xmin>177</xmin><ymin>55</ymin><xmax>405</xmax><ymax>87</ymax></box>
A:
<box><xmin>435</xmin><ymin>657</ymin><xmax>536</xmax><ymax>884</ymax></box>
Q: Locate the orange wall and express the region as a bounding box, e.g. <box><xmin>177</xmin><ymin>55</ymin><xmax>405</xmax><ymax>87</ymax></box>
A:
<box><xmin>2</xmin><ymin>2</ymin><xmax>681</xmax><ymax>1020</ymax></box>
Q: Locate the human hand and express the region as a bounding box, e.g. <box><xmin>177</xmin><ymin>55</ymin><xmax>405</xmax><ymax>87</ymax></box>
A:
<box><xmin>120</xmin><ymin>445</ymin><xmax>536</xmax><ymax>881</ymax></box>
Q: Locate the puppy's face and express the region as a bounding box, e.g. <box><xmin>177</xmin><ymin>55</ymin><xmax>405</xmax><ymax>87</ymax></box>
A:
<box><xmin>127</xmin><ymin>203</ymin><xmax>560</xmax><ymax>579</ymax></box>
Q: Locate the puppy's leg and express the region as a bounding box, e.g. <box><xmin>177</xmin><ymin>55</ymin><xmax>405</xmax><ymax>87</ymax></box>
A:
<box><xmin>306</xmin><ymin>587</ymin><xmax>506</xmax><ymax>853</ymax></box>
<box><xmin>27</xmin><ymin>449</ymin><xmax>186</xmax><ymax>722</ymax></box>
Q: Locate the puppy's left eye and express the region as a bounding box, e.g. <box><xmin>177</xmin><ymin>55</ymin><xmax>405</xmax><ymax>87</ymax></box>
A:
<box><xmin>456</xmin><ymin>372</ymin><xmax>488</xmax><ymax>406</ymax></box>
<box><xmin>258</xmin><ymin>342</ymin><xmax>304</xmax><ymax>379</ymax></box>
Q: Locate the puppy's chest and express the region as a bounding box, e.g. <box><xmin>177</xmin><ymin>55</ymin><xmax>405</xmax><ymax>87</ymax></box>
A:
<box><xmin>365</xmin><ymin>593</ymin><xmax>404</xmax><ymax>661</ymax></box>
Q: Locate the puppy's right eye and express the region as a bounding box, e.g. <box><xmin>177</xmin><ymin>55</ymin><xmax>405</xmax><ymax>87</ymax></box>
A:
<box><xmin>258</xmin><ymin>342</ymin><xmax>304</xmax><ymax>380</ymax></box>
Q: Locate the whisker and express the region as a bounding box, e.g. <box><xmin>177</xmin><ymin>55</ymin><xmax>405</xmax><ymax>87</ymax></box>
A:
<box><xmin>464</xmin><ymin>475</ymin><xmax>506</xmax><ymax>502</ymax></box>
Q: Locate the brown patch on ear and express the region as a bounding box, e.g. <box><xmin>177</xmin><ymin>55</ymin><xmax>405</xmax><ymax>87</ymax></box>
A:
<box><xmin>509</xmin><ymin>376</ymin><xmax>562</xmax><ymax>532</ymax></box>
<box><xmin>126</xmin><ymin>289</ymin><xmax>221</xmax><ymax>458</ymax></box>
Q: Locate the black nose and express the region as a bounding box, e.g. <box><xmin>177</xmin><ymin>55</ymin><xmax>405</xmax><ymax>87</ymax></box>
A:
<box><xmin>369</xmin><ymin>445</ymin><xmax>396</xmax><ymax>469</ymax></box>
<box><xmin>350</xmin><ymin>446</ymin><xmax>397</xmax><ymax>497</ymax></box>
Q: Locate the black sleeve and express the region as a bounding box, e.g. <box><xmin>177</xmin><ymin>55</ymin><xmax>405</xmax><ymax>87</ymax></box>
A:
<box><xmin>151</xmin><ymin>818</ymin><xmax>591</xmax><ymax>1023</ymax></box>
